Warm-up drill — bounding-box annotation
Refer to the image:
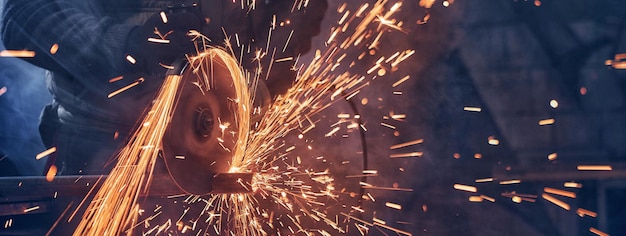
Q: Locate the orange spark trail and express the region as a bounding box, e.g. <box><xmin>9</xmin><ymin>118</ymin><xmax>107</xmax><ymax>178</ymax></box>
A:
<box><xmin>74</xmin><ymin>73</ymin><xmax>182</xmax><ymax>235</ymax></box>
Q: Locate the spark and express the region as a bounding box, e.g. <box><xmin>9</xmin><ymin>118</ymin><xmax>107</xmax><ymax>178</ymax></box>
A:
<box><xmin>577</xmin><ymin>165</ymin><xmax>612</xmax><ymax>171</ymax></box>
<box><xmin>549</xmin><ymin>99</ymin><xmax>559</xmax><ymax>108</ymax></box>
<box><xmin>511</xmin><ymin>196</ymin><xmax>522</xmax><ymax>203</ymax></box>
<box><xmin>548</xmin><ymin>153</ymin><xmax>558</xmax><ymax>161</ymax></box>
<box><xmin>23</xmin><ymin>206</ymin><xmax>40</xmax><ymax>213</ymax></box>
<box><xmin>475</xmin><ymin>178</ymin><xmax>494</xmax><ymax>183</ymax></box>
<box><xmin>564</xmin><ymin>182</ymin><xmax>582</xmax><ymax>188</ymax></box>
<box><xmin>159</xmin><ymin>11</ymin><xmax>168</xmax><ymax>23</ymax></box>
<box><xmin>282</xmin><ymin>30</ymin><xmax>294</xmax><ymax>52</ymax></box>
<box><xmin>108</xmin><ymin>76</ymin><xmax>124</xmax><ymax>83</ymax></box>
<box><xmin>380</xmin><ymin>122</ymin><xmax>396</xmax><ymax>129</ymax></box>
<box><xmin>36</xmin><ymin>147</ymin><xmax>57</xmax><ymax>160</ymax></box>
<box><xmin>463</xmin><ymin>106</ymin><xmax>481</xmax><ymax>112</ymax></box>
<box><xmin>0</xmin><ymin>50</ymin><xmax>35</xmax><ymax>57</ymax></box>
<box><xmin>373</xmin><ymin>217</ymin><xmax>386</xmax><ymax>225</ymax></box>
<box><xmin>148</xmin><ymin>38</ymin><xmax>171</xmax><ymax>44</ymax></box>
<box><xmin>589</xmin><ymin>227</ymin><xmax>609</xmax><ymax>236</ymax></box>
<box><xmin>108</xmin><ymin>78</ymin><xmax>144</xmax><ymax>98</ymax></box>
<box><xmin>487</xmin><ymin>136</ymin><xmax>500</xmax><ymax>145</ymax></box>
<box><xmin>385</xmin><ymin>202</ymin><xmax>402</xmax><ymax>210</ymax></box>
<box><xmin>337</xmin><ymin>113</ymin><xmax>351</xmax><ymax>119</ymax></box>
<box><xmin>159</xmin><ymin>63</ymin><xmax>175</xmax><ymax>69</ymax></box>
<box><xmin>275</xmin><ymin>57</ymin><xmax>293</xmax><ymax>62</ymax></box>
<box><xmin>576</xmin><ymin>208</ymin><xmax>598</xmax><ymax>218</ymax></box>
<box><xmin>538</xmin><ymin>118</ymin><xmax>555</xmax><ymax>126</ymax></box>
<box><xmin>0</xmin><ymin>86</ymin><xmax>6</xmax><ymax>96</ymax></box>
<box><xmin>499</xmin><ymin>179</ymin><xmax>521</xmax><ymax>185</ymax></box>
<box><xmin>480</xmin><ymin>195</ymin><xmax>495</xmax><ymax>202</ymax></box>
<box><xmin>362</xmin><ymin>185</ymin><xmax>414</xmax><ymax>192</ymax></box>
<box><xmin>544</xmin><ymin>187</ymin><xmax>576</xmax><ymax>199</ymax></box>
<box><xmin>454</xmin><ymin>184</ymin><xmax>477</xmax><ymax>193</ymax></box>
<box><xmin>75</xmin><ymin>73</ymin><xmax>185</xmax><ymax>235</ymax></box>
<box><xmin>50</xmin><ymin>44</ymin><xmax>59</xmax><ymax>54</ymax></box>
<box><xmin>419</xmin><ymin>0</ymin><xmax>435</xmax><ymax>8</ymax></box>
<box><xmin>4</xmin><ymin>219</ymin><xmax>12</xmax><ymax>229</ymax></box>
<box><xmin>389</xmin><ymin>139</ymin><xmax>424</xmax><ymax>150</ymax></box>
<box><xmin>469</xmin><ymin>196</ymin><xmax>483</xmax><ymax>202</ymax></box>
<box><xmin>325</xmin><ymin>127</ymin><xmax>340</xmax><ymax>137</ymax></box>
<box><xmin>391</xmin><ymin>113</ymin><xmax>406</xmax><ymax>120</ymax></box>
<box><xmin>45</xmin><ymin>164</ymin><xmax>57</xmax><ymax>182</ymax></box>
<box><xmin>389</xmin><ymin>152</ymin><xmax>423</xmax><ymax>158</ymax></box>
<box><xmin>542</xmin><ymin>193</ymin><xmax>570</xmax><ymax>211</ymax></box>
<box><xmin>126</xmin><ymin>55</ymin><xmax>137</xmax><ymax>64</ymax></box>
<box><xmin>417</xmin><ymin>13</ymin><xmax>430</xmax><ymax>24</ymax></box>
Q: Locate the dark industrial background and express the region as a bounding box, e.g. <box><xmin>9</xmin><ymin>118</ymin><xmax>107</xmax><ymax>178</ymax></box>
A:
<box><xmin>2</xmin><ymin>0</ymin><xmax>626</xmax><ymax>235</ymax></box>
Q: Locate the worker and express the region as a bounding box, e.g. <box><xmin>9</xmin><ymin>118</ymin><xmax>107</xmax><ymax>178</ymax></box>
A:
<box><xmin>2</xmin><ymin>0</ymin><xmax>328</xmax><ymax>175</ymax></box>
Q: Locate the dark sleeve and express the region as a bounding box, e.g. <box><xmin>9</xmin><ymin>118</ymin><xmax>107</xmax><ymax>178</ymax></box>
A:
<box><xmin>2</xmin><ymin>0</ymin><xmax>137</xmax><ymax>94</ymax></box>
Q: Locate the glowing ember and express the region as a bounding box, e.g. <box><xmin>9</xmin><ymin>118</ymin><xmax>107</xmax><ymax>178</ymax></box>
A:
<box><xmin>480</xmin><ymin>195</ymin><xmax>495</xmax><ymax>202</ymax></box>
<box><xmin>475</xmin><ymin>178</ymin><xmax>493</xmax><ymax>183</ymax></box>
<box><xmin>107</xmin><ymin>78</ymin><xmax>144</xmax><ymax>98</ymax></box>
<box><xmin>589</xmin><ymin>227</ymin><xmax>609</xmax><ymax>236</ymax></box>
<box><xmin>468</xmin><ymin>196</ymin><xmax>483</xmax><ymax>202</ymax></box>
<box><xmin>23</xmin><ymin>206</ymin><xmax>40</xmax><ymax>213</ymax></box>
<box><xmin>487</xmin><ymin>136</ymin><xmax>499</xmax><ymax>145</ymax></box>
<box><xmin>36</xmin><ymin>146</ymin><xmax>56</xmax><ymax>160</ymax></box>
<box><xmin>126</xmin><ymin>55</ymin><xmax>137</xmax><ymax>64</ymax></box>
<box><xmin>385</xmin><ymin>202</ymin><xmax>402</xmax><ymax>210</ymax></box>
<box><xmin>45</xmin><ymin>165</ymin><xmax>57</xmax><ymax>182</ymax></box>
<box><xmin>542</xmin><ymin>193</ymin><xmax>570</xmax><ymax>211</ymax></box>
<box><xmin>564</xmin><ymin>182</ymin><xmax>582</xmax><ymax>188</ymax></box>
<box><xmin>538</xmin><ymin>118</ymin><xmax>555</xmax><ymax>126</ymax></box>
<box><xmin>544</xmin><ymin>187</ymin><xmax>576</xmax><ymax>198</ymax></box>
<box><xmin>577</xmin><ymin>165</ymin><xmax>613</xmax><ymax>171</ymax></box>
<box><xmin>463</xmin><ymin>106</ymin><xmax>481</xmax><ymax>112</ymax></box>
<box><xmin>108</xmin><ymin>76</ymin><xmax>124</xmax><ymax>83</ymax></box>
<box><xmin>50</xmin><ymin>44</ymin><xmax>59</xmax><ymax>54</ymax></box>
<box><xmin>159</xmin><ymin>11</ymin><xmax>168</xmax><ymax>24</ymax></box>
<box><xmin>390</xmin><ymin>152</ymin><xmax>423</xmax><ymax>158</ymax></box>
<box><xmin>549</xmin><ymin>99</ymin><xmax>559</xmax><ymax>108</ymax></box>
<box><xmin>576</xmin><ymin>208</ymin><xmax>598</xmax><ymax>218</ymax></box>
<box><xmin>4</xmin><ymin>219</ymin><xmax>12</xmax><ymax>229</ymax></box>
<box><xmin>548</xmin><ymin>152</ymin><xmax>558</xmax><ymax>161</ymax></box>
<box><xmin>453</xmin><ymin>184</ymin><xmax>477</xmax><ymax>193</ymax></box>
<box><xmin>147</xmin><ymin>38</ymin><xmax>170</xmax><ymax>44</ymax></box>
<box><xmin>499</xmin><ymin>179</ymin><xmax>521</xmax><ymax>185</ymax></box>
<box><xmin>0</xmin><ymin>50</ymin><xmax>35</xmax><ymax>57</ymax></box>
<box><xmin>389</xmin><ymin>139</ymin><xmax>424</xmax><ymax>150</ymax></box>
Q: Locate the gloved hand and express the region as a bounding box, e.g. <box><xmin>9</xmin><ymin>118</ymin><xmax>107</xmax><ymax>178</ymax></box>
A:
<box><xmin>127</xmin><ymin>10</ymin><xmax>202</xmax><ymax>75</ymax></box>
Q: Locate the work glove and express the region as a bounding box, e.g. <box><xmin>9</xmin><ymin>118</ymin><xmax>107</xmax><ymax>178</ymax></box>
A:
<box><xmin>127</xmin><ymin>10</ymin><xmax>202</xmax><ymax>75</ymax></box>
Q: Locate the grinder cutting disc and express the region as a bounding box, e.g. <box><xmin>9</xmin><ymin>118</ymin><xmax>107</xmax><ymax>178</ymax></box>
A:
<box><xmin>161</xmin><ymin>48</ymin><xmax>249</xmax><ymax>195</ymax></box>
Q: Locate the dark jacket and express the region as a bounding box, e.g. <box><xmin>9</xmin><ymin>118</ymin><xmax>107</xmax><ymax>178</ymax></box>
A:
<box><xmin>1</xmin><ymin>0</ymin><xmax>182</xmax><ymax>174</ymax></box>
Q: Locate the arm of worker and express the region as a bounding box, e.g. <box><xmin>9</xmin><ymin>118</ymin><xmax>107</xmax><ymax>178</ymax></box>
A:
<box><xmin>2</xmin><ymin>1</ymin><xmax>200</xmax><ymax>94</ymax></box>
<box><xmin>1</xmin><ymin>0</ymin><xmax>134</xmax><ymax>95</ymax></box>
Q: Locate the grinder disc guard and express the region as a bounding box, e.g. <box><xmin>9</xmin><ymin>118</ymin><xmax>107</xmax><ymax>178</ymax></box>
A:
<box><xmin>161</xmin><ymin>49</ymin><xmax>249</xmax><ymax>195</ymax></box>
